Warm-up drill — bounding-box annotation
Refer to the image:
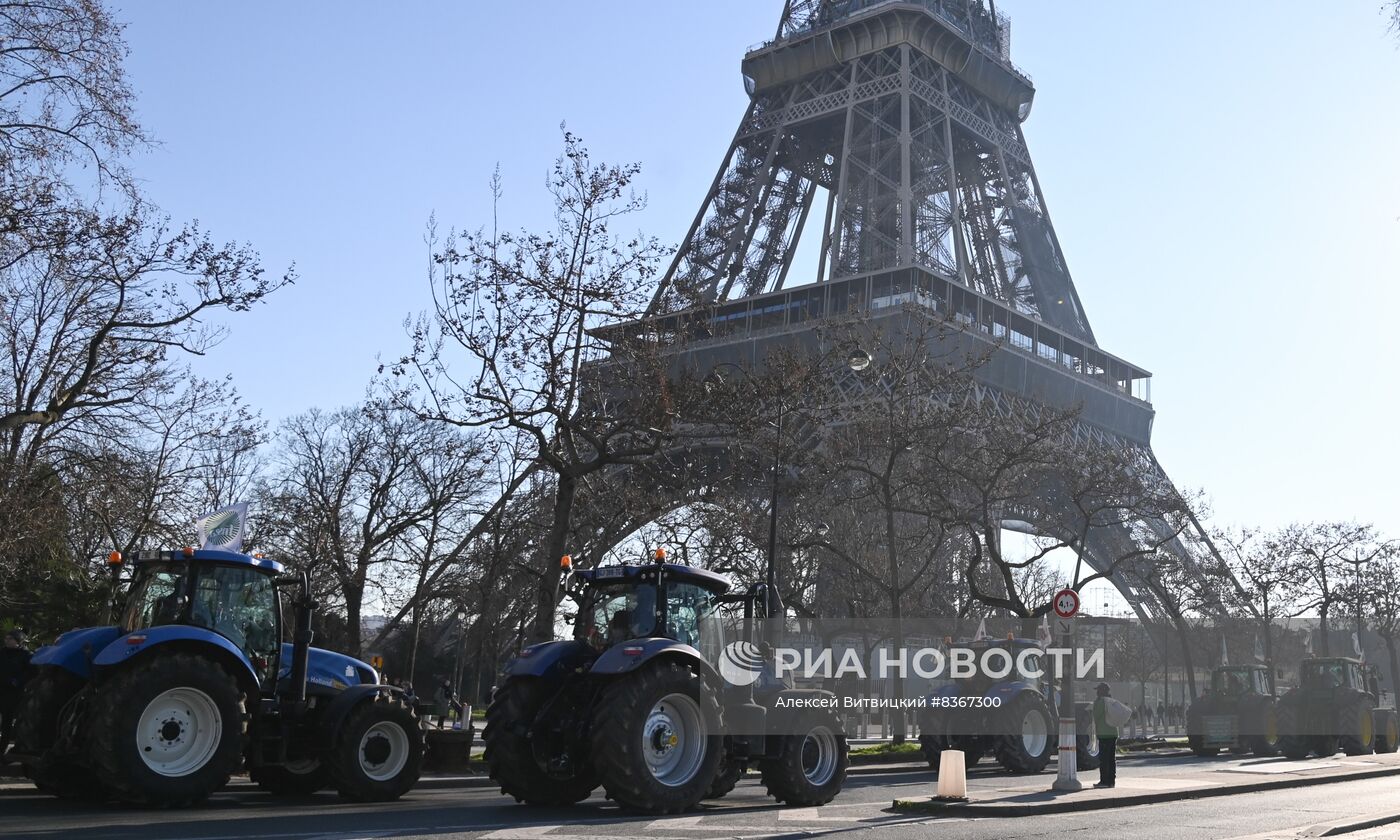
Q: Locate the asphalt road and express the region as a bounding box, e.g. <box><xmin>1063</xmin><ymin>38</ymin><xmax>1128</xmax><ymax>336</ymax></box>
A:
<box><xmin>3</xmin><ymin>755</ymin><xmax>1399</xmax><ymax>840</ymax></box>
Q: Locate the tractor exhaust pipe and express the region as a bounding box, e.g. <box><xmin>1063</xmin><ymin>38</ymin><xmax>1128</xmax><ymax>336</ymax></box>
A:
<box><xmin>290</xmin><ymin>572</ymin><xmax>315</xmax><ymax>704</ymax></box>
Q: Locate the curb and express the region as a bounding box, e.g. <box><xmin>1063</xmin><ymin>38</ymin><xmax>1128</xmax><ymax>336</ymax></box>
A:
<box><xmin>1303</xmin><ymin>810</ymin><xmax>1400</xmax><ymax>837</ymax></box>
<box><xmin>892</xmin><ymin>765</ymin><xmax>1400</xmax><ymax>817</ymax></box>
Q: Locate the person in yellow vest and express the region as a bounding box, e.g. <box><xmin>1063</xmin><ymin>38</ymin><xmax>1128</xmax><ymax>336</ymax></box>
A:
<box><xmin>1092</xmin><ymin>683</ymin><xmax>1119</xmax><ymax>789</ymax></box>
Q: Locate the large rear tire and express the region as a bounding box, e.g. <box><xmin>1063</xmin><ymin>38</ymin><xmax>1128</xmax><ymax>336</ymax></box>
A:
<box><xmin>1339</xmin><ymin>699</ymin><xmax>1375</xmax><ymax>756</ymax></box>
<box><xmin>484</xmin><ymin>677</ymin><xmax>597</xmax><ymax>805</ymax></box>
<box><xmin>13</xmin><ymin>668</ymin><xmax>107</xmax><ymax>801</ymax></box>
<box><xmin>329</xmin><ymin>695</ymin><xmax>423</xmax><ymax>802</ymax></box>
<box><xmin>590</xmin><ymin>660</ymin><xmax>721</xmax><ymax>815</ymax></box>
<box><xmin>88</xmin><ymin>653</ymin><xmax>245</xmax><ymax>807</ymax></box>
<box><xmin>759</xmin><ymin>709</ymin><xmax>848</xmax><ymax>806</ymax></box>
<box><xmin>993</xmin><ymin>693</ymin><xmax>1054</xmax><ymax>774</ymax></box>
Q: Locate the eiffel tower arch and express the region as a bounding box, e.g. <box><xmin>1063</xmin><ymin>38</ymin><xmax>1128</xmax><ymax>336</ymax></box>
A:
<box><xmin>573</xmin><ymin>0</ymin><xmax>1231</xmax><ymax>625</ymax></box>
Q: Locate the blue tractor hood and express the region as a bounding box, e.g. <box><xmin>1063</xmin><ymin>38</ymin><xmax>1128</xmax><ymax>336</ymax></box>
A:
<box><xmin>31</xmin><ymin>626</ymin><xmax>125</xmax><ymax>677</ymax></box>
<box><xmin>281</xmin><ymin>643</ymin><xmax>378</xmax><ymax>690</ymax></box>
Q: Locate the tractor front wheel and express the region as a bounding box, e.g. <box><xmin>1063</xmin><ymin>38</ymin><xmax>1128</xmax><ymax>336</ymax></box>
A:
<box><xmin>759</xmin><ymin>709</ymin><xmax>848</xmax><ymax>806</ymax></box>
<box><xmin>13</xmin><ymin>668</ymin><xmax>107</xmax><ymax>801</ymax></box>
<box><xmin>1374</xmin><ymin>712</ymin><xmax>1399</xmax><ymax>754</ymax></box>
<box><xmin>705</xmin><ymin>755</ymin><xmax>745</xmax><ymax>799</ymax></box>
<box><xmin>1248</xmin><ymin>704</ymin><xmax>1281</xmax><ymax>757</ymax></box>
<box><xmin>89</xmin><ymin>653</ymin><xmax>245</xmax><ymax>807</ymax></box>
<box><xmin>590</xmin><ymin>660</ymin><xmax>721</xmax><ymax>814</ymax></box>
<box><xmin>328</xmin><ymin>695</ymin><xmax>423</xmax><ymax>802</ymax></box>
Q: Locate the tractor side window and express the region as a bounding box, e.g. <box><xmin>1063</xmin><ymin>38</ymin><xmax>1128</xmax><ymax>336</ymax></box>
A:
<box><xmin>191</xmin><ymin>565</ymin><xmax>278</xmax><ymax>661</ymax></box>
<box><xmin>665</xmin><ymin>583</ymin><xmax>722</xmax><ymax>654</ymax></box>
<box><xmin>1017</xmin><ymin>653</ymin><xmax>1042</xmax><ymax>682</ymax></box>
<box><xmin>585</xmin><ymin>584</ymin><xmax>658</xmax><ymax>648</ymax></box>
<box><xmin>122</xmin><ymin>564</ymin><xmax>188</xmax><ymax>630</ymax></box>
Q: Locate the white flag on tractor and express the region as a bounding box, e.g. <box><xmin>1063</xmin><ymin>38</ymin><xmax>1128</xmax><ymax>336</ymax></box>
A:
<box><xmin>197</xmin><ymin>503</ymin><xmax>249</xmax><ymax>552</ymax></box>
<box><xmin>974</xmin><ymin>618</ymin><xmax>991</xmax><ymax>641</ymax></box>
<box><xmin>1037</xmin><ymin>614</ymin><xmax>1053</xmax><ymax>647</ymax></box>
<box><xmin>1219</xmin><ymin>635</ymin><xmax>1229</xmax><ymax>666</ymax></box>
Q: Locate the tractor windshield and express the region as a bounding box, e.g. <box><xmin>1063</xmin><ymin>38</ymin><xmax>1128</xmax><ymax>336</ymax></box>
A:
<box><xmin>582</xmin><ymin>583</ymin><xmax>658</xmax><ymax>649</ymax></box>
<box><xmin>190</xmin><ymin>564</ymin><xmax>280</xmax><ymax>662</ymax></box>
<box><xmin>123</xmin><ymin>562</ymin><xmax>190</xmax><ymax>630</ymax></box>
<box><xmin>1302</xmin><ymin>661</ymin><xmax>1346</xmax><ymax>689</ymax></box>
<box><xmin>1212</xmin><ymin>669</ymin><xmax>1253</xmax><ymax>696</ymax></box>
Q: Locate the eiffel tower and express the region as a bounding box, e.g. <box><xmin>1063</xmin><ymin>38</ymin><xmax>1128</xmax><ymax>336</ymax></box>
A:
<box><xmin>586</xmin><ymin>0</ymin><xmax>1228</xmax><ymax>623</ymax></box>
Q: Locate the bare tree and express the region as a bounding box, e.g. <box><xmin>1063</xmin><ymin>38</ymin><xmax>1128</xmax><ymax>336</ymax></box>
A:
<box><xmin>1217</xmin><ymin>527</ymin><xmax>1295</xmax><ymax>670</ymax></box>
<box><xmin>391</xmin><ymin>132</ymin><xmax>676</xmax><ymax>641</ymax></box>
<box><xmin>1276</xmin><ymin>522</ymin><xmax>1389</xmax><ymax>656</ymax></box>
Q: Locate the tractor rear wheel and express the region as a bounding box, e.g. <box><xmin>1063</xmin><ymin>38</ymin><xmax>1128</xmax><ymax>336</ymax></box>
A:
<box><xmin>590</xmin><ymin>660</ymin><xmax>721</xmax><ymax>814</ymax></box>
<box><xmin>1187</xmin><ymin>732</ymin><xmax>1220</xmax><ymax>757</ymax></box>
<box><xmin>1311</xmin><ymin>734</ymin><xmax>1339</xmax><ymax>757</ymax></box>
<box><xmin>1374</xmin><ymin>712</ymin><xmax>1399</xmax><ymax>754</ymax></box>
<box><xmin>88</xmin><ymin>653</ymin><xmax>245</xmax><ymax>807</ymax></box>
<box><xmin>1339</xmin><ymin>699</ymin><xmax>1375</xmax><ymax>756</ymax></box>
<box><xmin>993</xmin><ymin>693</ymin><xmax>1054</xmax><ymax>774</ymax></box>
<box><xmin>1075</xmin><ymin>706</ymin><xmax>1101</xmax><ymax>771</ymax></box>
<box><xmin>759</xmin><ymin>709</ymin><xmax>848</xmax><ymax>806</ymax></box>
<box><xmin>484</xmin><ymin>677</ymin><xmax>597</xmax><ymax>805</ymax></box>
<box><xmin>1277</xmin><ymin>703</ymin><xmax>1311</xmax><ymax>759</ymax></box>
<box><xmin>919</xmin><ymin>715</ymin><xmax>981</xmax><ymax>770</ymax></box>
<box><xmin>13</xmin><ymin>668</ymin><xmax>107</xmax><ymax>801</ymax></box>
<box><xmin>250</xmin><ymin>759</ymin><xmax>331</xmax><ymax>796</ymax></box>
<box><xmin>328</xmin><ymin>695</ymin><xmax>422</xmax><ymax>802</ymax></box>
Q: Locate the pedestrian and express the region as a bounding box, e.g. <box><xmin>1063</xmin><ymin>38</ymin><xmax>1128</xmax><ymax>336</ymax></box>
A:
<box><xmin>1092</xmin><ymin>682</ymin><xmax>1119</xmax><ymax>789</ymax></box>
<box><xmin>0</xmin><ymin>629</ymin><xmax>34</xmax><ymax>758</ymax></box>
<box><xmin>433</xmin><ymin>678</ymin><xmax>462</xmax><ymax>729</ymax></box>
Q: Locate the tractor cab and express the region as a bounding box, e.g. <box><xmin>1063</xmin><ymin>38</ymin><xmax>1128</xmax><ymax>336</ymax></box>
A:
<box><xmin>122</xmin><ymin>550</ymin><xmax>285</xmax><ymax>683</ymax></box>
<box><xmin>1300</xmin><ymin>658</ymin><xmax>1364</xmax><ymax>694</ymax></box>
<box><xmin>1210</xmin><ymin>665</ymin><xmax>1274</xmax><ymax>698</ymax></box>
<box><xmin>572</xmin><ymin>563</ymin><xmax>730</xmax><ymax>657</ymax></box>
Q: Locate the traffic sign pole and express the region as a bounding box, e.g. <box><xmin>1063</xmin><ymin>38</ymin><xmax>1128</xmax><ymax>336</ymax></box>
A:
<box><xmin>1050</xmin><ymin>589</ymin><xmax>1082</xmax><ymax>792</ymax></box>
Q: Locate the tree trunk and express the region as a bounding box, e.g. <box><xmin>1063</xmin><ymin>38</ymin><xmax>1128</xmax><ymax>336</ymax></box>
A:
<box><xmin>1176</xmin><ymin>621</ymin><xmax>1197</xmax><ymax>700</ymax></box>
<box><xmin>344</xmin><ymin>588</ymin><xmax>363</xmax><ymax>658</ymax></box>
<box><xmin>885</xmin><ymin>505</ymin><xmax>906</xmax><ymax>744</ymax></box>
<box><xmin>532</xmin><ymin>472</ymin><xmax>578</xmax><ymax>642</ymax></box>
<box><xmin>1319</xmin><ymin>604</ymin><xmax>1331</xmax><ymax>656</ymax></box>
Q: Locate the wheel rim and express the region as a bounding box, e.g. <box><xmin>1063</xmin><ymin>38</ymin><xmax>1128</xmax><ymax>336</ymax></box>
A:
<box><xmin>643</xmin><ymin>692</ymin><xmax>707</xmax><ymax>787</ymax></box>
<box><xmin>1360</xmin><ymin>710</ymin><xmax>1374</xmax><ymax>746</ymax></box>
<box><xmin>802</xmin><ymin>726</ymin><xmax>839</xmax><ymax>787</ymax></box>
<box><xmin>1022</xmin><ymin>710</ymin><xmax>1049</xmax><ymax>756</ymax></box>
<box><xmin>136</xmin><ymin>687</ymin><xmax>223</xmax><ymax>777</ymax></box>
<box><xmin>358</xmin><ymin>721</ymin><xmax>411</xmax><ymax>782</ymax></box>
<box><xmin>1265</xmin><ymin>710</ymin><xmax>1280</xmax><ymax>745</ymax></box>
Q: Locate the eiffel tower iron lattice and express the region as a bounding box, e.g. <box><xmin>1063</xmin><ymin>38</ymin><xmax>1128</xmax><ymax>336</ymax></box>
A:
<box><xmin>579</xmin><ymin>0</ymin><xmax>1236</xmax><ymax>626</ymax></box>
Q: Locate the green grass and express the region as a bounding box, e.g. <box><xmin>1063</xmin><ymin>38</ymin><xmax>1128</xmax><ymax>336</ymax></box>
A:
<box><xmin>849</xmin><ymin>741</ymin><xmax>923</xmax><ymax>757</ymax></box>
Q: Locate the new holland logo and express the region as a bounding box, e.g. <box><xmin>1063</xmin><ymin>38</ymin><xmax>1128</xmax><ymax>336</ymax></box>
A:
<box><xmin>718</xmin><ymin>640</ymin><xmax>766</xmax><ymax>687</ymax></box>
<box><xmin>204</xmin><ymin>510</ymin><xmax>241</xmax><ymax>547</ymax></box>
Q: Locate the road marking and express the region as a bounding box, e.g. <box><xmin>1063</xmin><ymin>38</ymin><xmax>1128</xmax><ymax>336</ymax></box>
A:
<box><xmin>1220</xmin><ymin>761</ymin><xmax>1343</xmax><ymax>775</ymax></box>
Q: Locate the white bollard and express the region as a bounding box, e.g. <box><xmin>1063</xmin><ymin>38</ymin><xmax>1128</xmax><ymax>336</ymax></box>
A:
<box><xmin>936</xmin><ymin>750</ymin><xmax>968</xmax><ymax>800</ymax></box>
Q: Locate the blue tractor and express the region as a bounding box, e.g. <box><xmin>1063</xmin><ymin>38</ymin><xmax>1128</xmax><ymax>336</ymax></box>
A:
<box><xmin>484</xmin><ymin>558</ymin><xmax>848</xmax><ymax>814</ymax></box>
<box><xmin>917</xmin><ymin>638</ymin><xmax>1100</xmax><ymax>774</ymax></box>
<box><xmin>12</xmin><ymin>549</ymin><xmax>423</xmax><ymax>807</ymax></box>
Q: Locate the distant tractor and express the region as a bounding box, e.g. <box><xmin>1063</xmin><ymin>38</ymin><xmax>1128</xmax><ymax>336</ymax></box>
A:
<box><xmin>1276</xmin><ymin>657</ymin><xmax>1399</xmax><ymax>759</ymax></box>
<box><xmin>1186</xmin><ymin>665</ymin><xmax>1280</xmax><ymax>757</ymax></box>
<box><xmin>13</xmin><ymin>549</ymin><xmax>422</xmax><ymax>806</ymax></box>
<box><xmin>484</xmin><ymin>558</ymin><xmax>848</xmax><ymax>814</ymax></box>
<box><xmin>917</xmin><ymin>638</ymin><xmax>1100</xmax><ymax>774</ymax></box>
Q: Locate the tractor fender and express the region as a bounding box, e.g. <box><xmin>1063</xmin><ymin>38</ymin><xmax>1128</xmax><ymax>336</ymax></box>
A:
<box><xmin>589</xmin><ymin>638</ymin><xmax>717</xmax><ymax>683</ymax></box>
<box><xmin>29</xmin><ymin>626</ymin><xmax>124</xmax><ymax>680</ymax></box>
<box><xmin>316</xmin><ymin>683</ymin><xmax>409</xmax><ymax>748</ymax></box>
<box><xmin>90</xmin><ymin>625</ymin><xmax>261</xmax><ymax>694</ymax></box>
<box><xmin>504</xmin><ymin>639</ymin><xmax>596</xmax><ymax>679</ymax></box>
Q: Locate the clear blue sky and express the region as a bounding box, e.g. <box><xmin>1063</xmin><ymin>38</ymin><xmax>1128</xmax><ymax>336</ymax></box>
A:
<box><xmin>114</xmin><ymin>1</ymin><xmax>1400</xmax><ymax>536</ymax></box>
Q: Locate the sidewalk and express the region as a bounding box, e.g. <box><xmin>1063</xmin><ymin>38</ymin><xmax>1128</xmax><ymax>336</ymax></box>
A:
<box><xmin>893</xmin><ymin>751</ymin><xmax>1400</xmax><ymax>817</ymax></box>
